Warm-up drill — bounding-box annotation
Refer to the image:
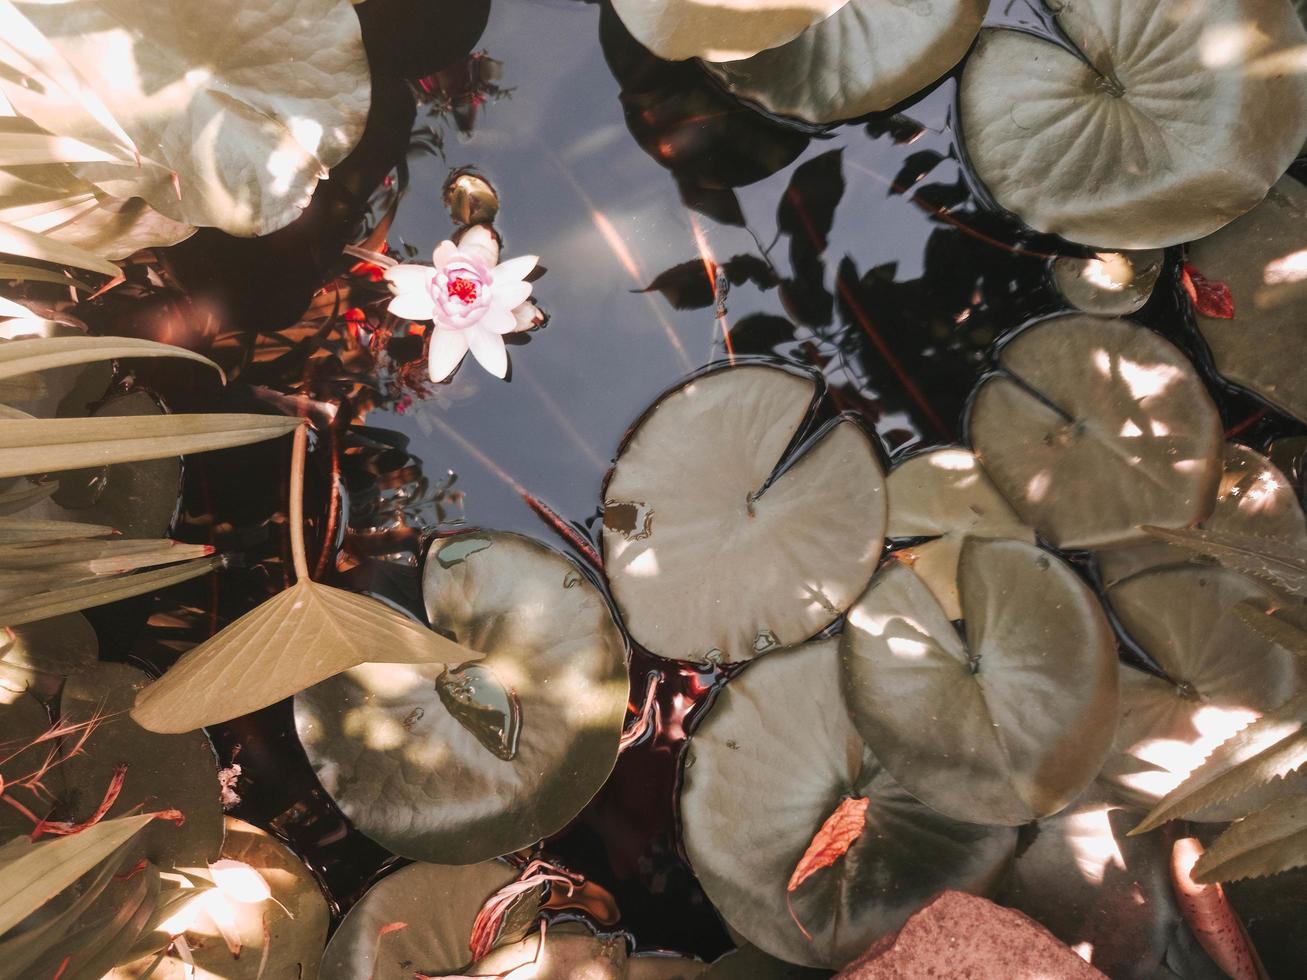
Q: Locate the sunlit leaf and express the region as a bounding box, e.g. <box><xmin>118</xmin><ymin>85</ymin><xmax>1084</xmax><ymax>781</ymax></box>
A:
<box><xmin>969</xmin><ymin>315</ymin><xmax>1223</xmax><ymax>549</ymax></box>
<box><xmin>0</xmin><ymin>218</ymin><xmax>118</xmax><ymax>276</ymax></box>
<box><xmin>1132</xmin><ymin>692</ymin><xmax>1307</xmax><ymax>835</ymax></box>
<box><xmin>704</xmin><ymin>0</ymin><xmax>986</xmax><ymax>123</ymax></box>
<box><xmin>680</xmin><ymin>639</ymin><xmax>1016</xmax><ymax>968</ymax></box>
<box><xmin>959</xmin><ymin>0</ymin><xmax>1307</xmax><ymax>248</ymax></box>
<box><xmin>1194</xmin><ymin>796</ymin><xmax>1307</xmax><ymax>883</ymax></box>
<box><xmin>1187</xmin><ymin>175</ymin><xmax>1307</xmax><ymax>423</ymax></box>
<box><xmin>2</xmin><ymin>0</ymin><xmax>371</xmax><ymax>237</ymax></box>
<box><xmin>603</xmin><ymin>365</ymin><xmax>885</xmax><ymax>665</ymax></box>
<box><xmin>842</xmin><ymin>538</ymin><xmax>1119</xmax><ymax>826</ymax></box>
<box><xmin>133</xmin><ymin>577</ymin><xmax>471</xmax><ymax>734</ymax></box>
<box><xmin>608</xmin><ymin>0</ymin><xmax>850</xmax><ymax>62</ymax></box>
<box><xmin>1051</xmin><ymin>249</ymin><xmax>1165</xmax><ymax>316</ymax></box>
<box><xmin>0</xmin><ymin>811</ymin><xmax>157</xmax><ymax>936</ymax></box>
<box><xmin>0</xmin><ymin>412</ymin><xmax>301</xmax><ymax>479</ymax></box>
<box><xmin>295</xmin><ymin>531</ymin><xmax>628</xmax><ymax>863</ymax></box>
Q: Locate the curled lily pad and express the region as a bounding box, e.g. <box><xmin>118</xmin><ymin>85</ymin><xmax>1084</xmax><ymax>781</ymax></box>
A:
<box><xmin>1052</xmin><ymin>250</ymin><xmax>1165</xmax><ymax>316</ymax></box>
<box><xmin>321</xmin><ymin>861</ymin><xmax>536</xmax><ymax>980</ymax></box>
<box><xmin>704</xmin><ymin>0</ymin><xmax>986</xmax><ymax>124</ymax></box>
<box><xmin>1100</xmin><ymin>565</ymin><xmax>1307</xmax><ymax>817</ymax></box>
<box><xmin>842</xmin><ymin>538</ymin><xmax>1118</xmax><ymax>826</ymax></box>
<box><xmin>885</xmin><ymin>448</ymin><xmax>1031</xmax><ymax>620</ymax></box>
<box><xmin>959</xmin><ymin>0</ymin><xmax>1307</xmax><ymax>248</ymax></box>
<box><xmin>295</xmin><ymin>531</ymin><xmax>628</xmax><ymax>863</ymax></box>
<box><xmin>1097</xmin><ymin>443</ymin><xmax>1307</xmax><ymax>587</ymax></box>
<box><xmin>680</xmin><ymin>639</ymin><xmax>1016</xmax><ymax>968</ymax></box>
<box><xmin>608</xmin><ymin>0</ymin><xmax>850</xmax><ymax>62</ymax></box>
<box><xmin>109</xmin><ymin>818</ymin><xmax>329</xmax><ymax>980</ymax></box>
<box><xmin>997</xmin><ymin>789</ymin><xmax>1224</xmax><ymax>979</ymax></box>
<box><xmin>3</xmin><ymin>0</ymin><xmax>371</xmax><ymax>236</ymax></box>
<box><xmin>59</xmin><ymin>662</ymin><xmax>223</xmax><ymax>869</ymax></box>
<box><xmin>604</xmin><ymin>365</ymin><xmax>885</xmax><ymax>665</ymax></box>
<box><xmin>968</xmin><ymin>315</ymin><xmax>1222</xmax><ymax>550</ymax></box>
<box><xmin>1187</xmin><ymin>175</ymin><xmax>1307</xmax><ymax>423</ymax></box>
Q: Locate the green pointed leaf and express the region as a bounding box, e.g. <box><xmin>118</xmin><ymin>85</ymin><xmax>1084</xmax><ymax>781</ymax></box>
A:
<box><xmin>1234</xmin><ymin>601</ymin><xmax>1307</xmax><ymax>661</ymax></box>
<box><xmin>1140</xmin><ymin>525</ymin><xmax>1307</xmax><ymax>597</ymax></box>
<box><xmin>134</xmin><ymin>578</ymin><xmax>473</xmax><ymax>734</ymax></box>
<box><xmin>0</xmin><ymin>553</ymin><xmax>222</xmax><ymax>627</ymax></box>
<box><xmin>1132</xmin><ymin>691</ymin><xmax>1307</xmax><ymax>835</ymax></box>
<box><xmin>609</xmin><ymin>0</ymin><xmax>848</xmax><ymax>61</ymax></box>
<box><xmin>0</xmin><ymin>517</ymin><xmax>113</xmax><ymax>544</ymax></box>
<box><xmin>0</xmin><ymin>218</ymin><xmax>119</xmax><ymax>276</ymax></box>
<box><xmin>0</xmin><ymin>479</ymin><xmax>56</xmax><ymax>516</ymax></box>
<box><xmin>0</xmin><ymin>812</ymin><xmax>157</xmax><ymax>935</ymax></box>
<box><xmin>0</xmin><ymin>538</ymin><xmax>210</xmax><ymax>572</ymax></box>
<box><xmin>0</xmin><ymin>336</ymin><xmax>223</xmax><ymax>384</ymax></box>
<box><xmin>1194</xmin><ymin>796</ymin><xmax>1307</xmax><ymax>883</ymax></box>
<box><xmin>0</xmin><ymin>412</ymin><xmax>301</xmax><ymax>479</ymax></box>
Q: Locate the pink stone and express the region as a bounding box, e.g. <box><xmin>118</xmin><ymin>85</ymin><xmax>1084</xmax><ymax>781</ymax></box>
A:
<box><xmin>835</xmin><ymin>891</ymin><xmax>1108</xmax><ymax>980</ymax></box>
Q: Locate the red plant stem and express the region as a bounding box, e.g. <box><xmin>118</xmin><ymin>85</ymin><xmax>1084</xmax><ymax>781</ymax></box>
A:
<box><xmin>314</xmin><ymin>423</ymin><xmax>342</xmax><ymax>581</ymax></box>
<box><xmin>521</xmin><ymin>493</ymin><xmax>604</xmax><ymax>571</ymax></box>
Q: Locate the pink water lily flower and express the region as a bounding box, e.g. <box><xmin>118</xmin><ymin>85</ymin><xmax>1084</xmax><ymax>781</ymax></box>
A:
<box><xmin>383</xmin><ymin>226</ymin><xmax>538</xmax><ymax>380</ymax></box>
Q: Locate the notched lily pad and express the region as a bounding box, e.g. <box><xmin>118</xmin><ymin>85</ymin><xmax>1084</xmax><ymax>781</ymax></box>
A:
<box><xmin>1187</xmin><ymin>175</ymin><xmax>1307</xmax><ymax>423</ymax></box>
<box><xmin>321</xmin><ymin>860</ymin><xmax>537</xmax><ymax>980</ymax></box>
<box><xmin>968</xmin><ymin>315</ymin><xmax>1222</xmax><ymax>550</ymax></box>
<box><xmin>703</xmin><ymin>0</ymin><xmax>987</xmax><ymax>124</ymax></box>
<box><xmin>604</xmin><ymin>365</ymin><xmax>886</xmax><ymax>665</ymax></box>
<box><xmin>680</xmin><ymin>639</ymin><xmax>1016</xmax><ymax>968</ymax></box>
<box><xmin>1101</xmin><ymin>565</ymin><xmax>1307</xmax><ymax>817</ymax></box>
<box><xmin>959</xmin><ymin>0</ymin><xmax>1307</xmax><ymax>248</ymax></box>
<box><xmin>295</xmin><ymin>531</ymin><xmax>629</xmax><ymax>863</ymax></box>
<box><xmin>885</xmin><ymin>448</ymin><xmax>1032</xmax><ymax>619</ymax></box>
<box><xmin>842</xmin><ymin>538</ymin><xmax>1118</xmax><ymax>826</ymax></box>
<box><xmin>1097</xmin><ymin>443</ymin><xmax>1307</xmax><ymax>587</ymax></box>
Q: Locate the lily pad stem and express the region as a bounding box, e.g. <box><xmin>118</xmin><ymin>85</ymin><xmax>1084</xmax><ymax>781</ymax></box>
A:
<box><xmin>290</xmin><ymin>422</ymin><xmax>310</xmax><ymax>584</ymax></box>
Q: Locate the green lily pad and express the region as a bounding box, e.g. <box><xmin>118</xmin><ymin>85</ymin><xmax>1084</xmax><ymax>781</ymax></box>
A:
<box><xmin>109</xmin><ymin>817</ymin><xmax>329</xmax><ymax>980</ymax></box>
<box><xmin>321</xmin><ymin>860</ymin><xmax>538</xmax><ymax>980</ymax></box>
<box><xmin>680</xmin><ymin>639</ymin><xmax>1016</xmax><ymax>969</ymax></box>
<box><xmin>842</xmin><ymin>538</ymin><xmax>1118</xmax><ymax>826</ymax></box>
<box><xmin>702</xmin><ymin>0</ymin><xmax>986</xmax><ymax>124</ymax></box>
<box><xmin>608</xmin><ymin>0</ymin><xmax>849</xmax><ymax>62</ymax></box>
<box><xmin>58</xmin><ymin>661</ymin><xmax>224</xmax><ymax>869</ymax></box>
<box><xmin>885</xmin><ymin>448</ymin><xmax>1032</xmax><ymax>620</ymax></box>
<box><xmin>1100</xmin><ymin>565</ymin><xmax>1307</xmax><ymax>818</ymax></box>
<box><xmin>1098</xmin><ymin>443</ymin><xmax>1307</xmax><ymax>587</ymax></box>
<box><xmin>604</xmin><ymin>365</ymin><xmax>885</xmax><ymax>665</ymax></box>
<box><xmin>1051</xmin><ymin>250</ymin><xmax>1165</xmax><ymax>316</ymax></box>
<box><xmin>959</xmin><ymin>0</ymin><xmax>1307</xmax><ymax>248</ymax></box>
<box><xmin>968</xmin><ymin>315</ymin><xmax>1223</xmax><ymax>550</ymax></box>
<box><xmin>468</xmin><ymin>930</ymin><xmax>629</xmax><ymax>979</ymax></box>
<box><xmin>703</xmin><ymin>945</ymin><xmax>830</xmax><ymax>979</ymax></box>
<box><xmin>1188</xmin><ymin>175</ymin><xmax>1307</xmax><ymax>423</ymax></box>
<box><xmin>996</xmin><ymin>789</ymin><xmax>1225</xmax><ymax>979</ymax></box>
<box><xmin>295</xmin><ymin>530</ymin><xmax>628</xmax><ymax>863</ymax></box>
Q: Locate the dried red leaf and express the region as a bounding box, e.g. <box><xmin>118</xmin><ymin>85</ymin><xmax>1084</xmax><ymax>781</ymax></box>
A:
<box><xmin>378</xmin><ymin>921</ymin><xmax>408</xmax><ymax>937</ymax></box>
<box><xmin>1181</xmin><ymin>263</ymin><xmax>1235</xmax><ymax>319</ymax></box>
<box><xmin>786</xmin><ymin>796</ymin><xmax>869</xmax><ymax>941</ymax></box>
<box><xmin>1171</xmin><ymin>837</ymin><xmax>1261</xmax><ymax>980</ymax></box>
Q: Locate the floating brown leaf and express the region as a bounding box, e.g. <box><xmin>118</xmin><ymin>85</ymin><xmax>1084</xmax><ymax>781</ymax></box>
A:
<box><xmin>786</xmin><ymin>796</ymin><xmax>869</xmax><ymax>940</ymax></box>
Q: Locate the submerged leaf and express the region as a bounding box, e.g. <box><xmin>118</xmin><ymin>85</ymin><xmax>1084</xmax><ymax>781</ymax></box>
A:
<box><xmin>0</xmin><ymin>413</ymin><xmax>302</xmax><ymax>480</ymax></box>
<box><xmin>1194</xmin><ymin>797</ymin><xmax>1307</xmax><ymax>884</ymax></box>
<box><xmin>1051</xmin><ymin>250</ymin><xmax>1165</xmax><ymax>317</ymax></box>
<box><xmin>133</xmin><ymin>578</ymin><xmax>471</xmax><ymax>733</ymax></box>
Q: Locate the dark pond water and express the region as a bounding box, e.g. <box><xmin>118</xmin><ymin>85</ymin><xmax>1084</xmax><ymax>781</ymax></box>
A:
<box><xmin>70</xmin><ymin>0</ymin><xmax>1307</xmax><ymax>972</ymax></box>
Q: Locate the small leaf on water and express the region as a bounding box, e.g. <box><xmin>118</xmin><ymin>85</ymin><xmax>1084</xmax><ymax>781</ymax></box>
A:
<box><xmin>1182</xmin><ymin>263</ymin><xmax>1235</xmax><ymax>319</ymax></box>
<box><xmin>787</xmin><ymin>796</ymin><xmax>869</xmax><ymax>894</ymax></box>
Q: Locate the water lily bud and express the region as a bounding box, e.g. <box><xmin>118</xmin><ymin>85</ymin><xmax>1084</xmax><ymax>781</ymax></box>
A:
<box><xmin>209</xmin><ymin>858</ymin><xmax>272</xmax><ymax>903</ymax></box>
<box><xmin>444</xmin><ymin>170</ymin><xmax>499</xmax><ymax>226</ymax></box>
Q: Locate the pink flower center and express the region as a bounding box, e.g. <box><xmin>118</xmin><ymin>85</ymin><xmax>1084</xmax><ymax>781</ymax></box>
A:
<box><xmin>447</xmin><ymin>277</ymin><xmax>479</xmax><ymax>304</ymax></box>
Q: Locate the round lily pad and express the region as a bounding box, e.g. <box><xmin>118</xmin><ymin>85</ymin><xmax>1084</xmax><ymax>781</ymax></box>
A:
<box><xmin>702</xmin><ymin>0</ymin><xmax>986</xmax><ymax>124</ymax></box>
<box><xmin>959</xmin><ymin>0</ymin><xmax>1307</xmax><ymax>248</ymax></box>
<box><xmin>603</xmin><ymin>365</ymin><xmax>886</xmax><ymax>665</ymax></box>
<box><xmin>59</xmin><ymin>661</ymin><xmax>224</xmax><ymax>869</ymax></box>
<box><xmin>609</xmin><ymin>0</ymin><xmax>850</xmax><ymax>62</ymax></box>
<box><xmin>996</xmin><ymin>789</ymin><xmax>1225</xmax><ymax>979</ymax></box>
<box><xmin>110</xmin><ymin>817</ymin><xmax>329</xmax><ymax>980</ymax></box>
<box><xmin>1101</xmin><ymin>565</ymin><xmax>1307</xmax><ymax>817</ymax></box>
<box><xmin>1188</xmin><ymin>175</ymin><xmax>1307</xmax><ymax>423</ymax></box>
<box><xmin>469</xmin><ymin>930</ymin><xmax>628</xmax><ymax>979</ymax></box>
<box><xmin>295</xmin><ymin>530</ymin><xmax>629</xmax><ymax>863</ymax></box>
<box><xmin>885</xmin><ymin>448</ymin><xmax>1032</xmax><ymax>620</ymax></box>
<box><xmin>1051</xmin><ymin>250</ymin><xmax>1165</xmax><ymax>316</ymax></box>
<box><xmin>842</xmin><ymin>538</ymin><xmax>1118</xmax><ymax>826</ymax></box>
<box><xmin>968</xmin><ymin>315</ymin><xmax>1223</xmax><ymax>550</ymax></box>
<box><xmin>1097</xmin><ymin>443</ymin><xmax>1307</xmax><ymax>587</ymax></box>
<box><xmin>0</xmin><ymin>612</ymin><xmax>98</xmax><ymax>674</ymax></box>
<box><xmin>680</xmin><ymin>639</ymin><xmax>1016</xmax><ymax>969</ymax></box>
<box><xmin>321</xmin><ymin>860</ymin><xmax>535</xmax><ymax>980</ymax></box>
